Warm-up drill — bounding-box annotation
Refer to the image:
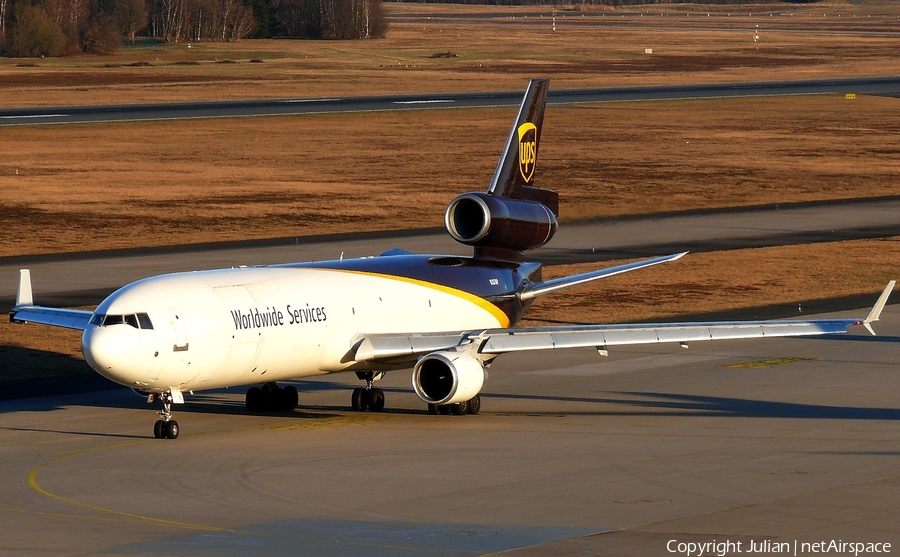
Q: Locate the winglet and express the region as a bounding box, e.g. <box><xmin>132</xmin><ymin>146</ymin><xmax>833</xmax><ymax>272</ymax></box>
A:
<box><xmin>863</xmin><ymin>280</ymin><xmax>895</xmax><ymax>335</ymax></box>
<box><xmin>16</xmin><ymin>269</ymin><xmax>33</xmax><ymax>307</ymax></box>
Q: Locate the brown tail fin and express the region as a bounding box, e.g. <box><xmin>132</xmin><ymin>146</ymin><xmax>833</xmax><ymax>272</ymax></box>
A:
<box><xmin>486</xmin><ymin>78</ymin><xmax>559</xmax><ymax>216</ymax></box>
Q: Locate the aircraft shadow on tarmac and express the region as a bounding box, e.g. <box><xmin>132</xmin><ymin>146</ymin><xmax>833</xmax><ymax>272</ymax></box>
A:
<box><xmin>18</xmin><ymin>383</ymin><xmax>900</xmax><ymax>423</ymax></box>
<box><xmin>484</xmin><ymin>391</ymin><xmax>900</xmax><ymax>421</ymax></box>
<box><xmin>5</xmin><ymin>369</ymin><xmax>900</xmax><ymax>420</ymax></box>
<box><xmin>0</xmin><ymin>425</ymin><xmax>147</xmax><ymax>440</ymax></box>
<box><xmin>4</xmin><ymin>345</ymin><xmax>899</xmax><ymax>423</ymax></box>
<box><xmin>808</xmin><ymin>334</ymin><xmax>900</xmax><ymax>344</ymax></box>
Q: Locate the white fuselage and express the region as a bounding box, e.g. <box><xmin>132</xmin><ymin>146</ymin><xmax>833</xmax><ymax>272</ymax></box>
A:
<box><xmin>81</xmin><ymin>266</ymin><xmax>507</xmax><ymax>394</ymax></box>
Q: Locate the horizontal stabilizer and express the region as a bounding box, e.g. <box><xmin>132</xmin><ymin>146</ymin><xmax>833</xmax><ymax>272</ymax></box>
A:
<box><xmin>518</xmin><ymin>252</ymin><xmax>687</xmax><ymax>301</ymax></box>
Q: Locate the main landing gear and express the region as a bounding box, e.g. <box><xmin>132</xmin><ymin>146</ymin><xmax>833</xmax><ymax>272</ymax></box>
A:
<box><xmin>245</xmin><ymin>382</ymin><xmax>299</xmax><ymax>413</ymax></box>
<box><xmin>351</xmin><ymin>372</ymin><xmax>385</xmax><ymax>412</ymax></box>
<box><xmin>427</xmin><ymin>394</ymin><xmax>481</xmax><ymax>416</ymax></box>
<box><xmin>150</xmin><ymin>392</ymin><xmax>179</xmax><ymax>439</ymax></box>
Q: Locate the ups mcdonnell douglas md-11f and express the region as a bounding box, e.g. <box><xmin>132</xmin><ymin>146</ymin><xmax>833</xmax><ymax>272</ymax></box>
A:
<box><xmin>10</xmin><ymin>79</ymin><xmax>895</xmax><ymax>439</ymax></box>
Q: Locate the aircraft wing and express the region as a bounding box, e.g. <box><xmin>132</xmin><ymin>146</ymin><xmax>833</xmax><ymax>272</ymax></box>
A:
<box><xmin>353</xmin><ymin>281</ymin><xmax>895</xmax><ymax>363</ymax></box>
<box><xmin>8</xmin><ymin>269</ymin><xmax>92</xmax><ymax>330</ymax></box>
<box><xmin>9</xmin><ymin>306</ymin><xmax>92</xmax><ymax>330</ymax></box>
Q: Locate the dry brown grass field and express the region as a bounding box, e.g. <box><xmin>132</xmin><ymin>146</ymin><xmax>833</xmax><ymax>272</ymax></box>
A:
<box><xmin>524</xmin><ymin>237</ymin><xmax>900</xmax><ymax>325</ymax></box>
<box><xmin>2</xmin><ymin>3</ymin><xmax>899</xmax><ymax>380</ymax></box>
<box><xmin>1</xmin><ymin>2</ymin><xmax>900</xmax><ymax>107</ymax></box>
<box><xmin>2</xmin><ymin>95</ymin><xmax>899</xmax><ymax>257</ymax></box>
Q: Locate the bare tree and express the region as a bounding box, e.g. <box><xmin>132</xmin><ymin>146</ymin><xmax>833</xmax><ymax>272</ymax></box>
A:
<box><xmin>225</xmin><ymin>0</ymin><xmax>255</xmax><ymax>40</ymax></box>
<box><xmin>116</xmin><ymin>0</ymin><xmax>148</xmax><ymax>43</ymax></box>
<box><xmin>156</xmin><ymin>0</ymin><xmax>188</xmax><ymax>42</ymax></box>
<box><xmin>0</xmin><ymin>0</ymin><xmax>8</xmax><ymax>48</ymax></box>
<box><xmin>317</xmin><ymin>0</ymin><xmax>383</xmax><ymax>40</ymax></box>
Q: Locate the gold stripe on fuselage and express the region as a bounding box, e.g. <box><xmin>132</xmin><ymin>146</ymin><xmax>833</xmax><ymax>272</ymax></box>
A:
<box><xmin>327</xmin><ymin>269</ymin><xmax>511</xmax><ymax>328</ymax></box>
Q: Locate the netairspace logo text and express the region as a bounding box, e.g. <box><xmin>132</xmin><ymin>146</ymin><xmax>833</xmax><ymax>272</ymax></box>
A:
<box><xmin>667</xmin><ymin>539</ymin><xmax>891</xmax><ymax>557</ymax></box>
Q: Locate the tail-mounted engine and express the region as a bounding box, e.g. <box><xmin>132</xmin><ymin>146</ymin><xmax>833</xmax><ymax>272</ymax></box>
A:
<box><xmin>412</xmin><ymin>351</ymin><xmax>485</xmax><ymax>406</ymax></box>
<box><xmin>443</xmin><ymin>79</ymin><xmax>559</xmax><ymax>261</ymax></box>
<box><xmin>444</xmin><ymin>192</ymin><xmax>557</xmax><ymax>256</ymax></box>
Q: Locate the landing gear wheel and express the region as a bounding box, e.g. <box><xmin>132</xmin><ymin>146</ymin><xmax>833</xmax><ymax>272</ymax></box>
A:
<box><xmin>451</xmin><ymin>401</ymin><xmax>468</xmax><ymax>415</ymax></box>
<box><xmin>467</xmin><ymin>395</ymin><xmax>481</xmax><ymax>415</ymax></box>
<box><xmin>438</xmin><ymin>405</ymin><xmax>451</xmax><ymax>415</ymax></box>
<box><xmin>283</xmin><ymin>386</ymin><xmax>299</xmax><ymax>410</ymax></box>
<box><xmin>246</xmin><ymin>387</ymin><xmax>262</xmax><ymax>412</ymax></box>
<box><xmin>351</xmin><ymin>387</ymin><xmax>366</xmax><ymax>412</ymax></box>
<box><xmin>367</xmin><ymin>388</ymin><xmax>385</xmax><ymax>412</ymax></box>
<box><xmin>427</xmin><ymin>403</ymin><xmax>439</xmax><ymax>415</ymax></box>
<box><xmin>153</xmin><ymin>391</ymin><xmax>179</xmax><ymax>439</ymax></box>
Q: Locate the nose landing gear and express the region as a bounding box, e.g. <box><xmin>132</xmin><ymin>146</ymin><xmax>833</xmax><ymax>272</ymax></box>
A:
<box><xmin>149</xmin><ymin>392</ymin><xmax>179</xmax><ymax>439</ymax></box>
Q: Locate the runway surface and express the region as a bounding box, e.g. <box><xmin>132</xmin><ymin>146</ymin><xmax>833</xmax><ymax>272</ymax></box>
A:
<box><xmin>3</xmin><ymin>197</ymin><xmax>899</xmax><ymax>309</ymax></box>
<box><xmin>2</xmin><ymin>76</ymin><xmax>900</xmax><ymax>126</ymax></box>
<box><xmin>392</xmin><ymin>12</ymin><xmax>900</xmax><ymax>37</ymax></box>
<box><xmin>2</xmin><ymin>304</ymin><xmax>898</xmax><ymax>556</ymax></box>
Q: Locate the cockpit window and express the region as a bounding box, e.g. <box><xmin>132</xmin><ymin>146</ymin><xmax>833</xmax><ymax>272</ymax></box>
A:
<box><xmin>105</xmin><ymin>315</ymin><xmax>125</xmax><ymax>326</ymax></box>
<box><xmin>137</xmin><ymin>313</ymin><xmax>154</xmax><ymax>329</ymax></box>
<box><xmin>90</xmin><ymin>313</ymin><xmax>154</xmax><ymax>329</ymax></box>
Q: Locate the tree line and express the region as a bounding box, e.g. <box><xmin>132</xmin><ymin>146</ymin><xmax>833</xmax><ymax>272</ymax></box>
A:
<box><xmin>394</xmin><ymin>0</ymin><xmax>809</xmax><ymax>4</ymax></box>
<box><xmin>0</xmin><ymin>0</ymin><xmax>386</xmax><ymax>56</ymax></box>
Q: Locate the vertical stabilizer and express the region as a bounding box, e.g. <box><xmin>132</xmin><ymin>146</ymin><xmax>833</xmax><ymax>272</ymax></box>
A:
<box><xmin>445</xmin><ymin>79</ymin><xmax>560</xmax><ymax>262</ymax></box>
<box><xmin>486</xmin><ymin>78</ymin><xmax>558</xmax><ymax>215</ymax></box>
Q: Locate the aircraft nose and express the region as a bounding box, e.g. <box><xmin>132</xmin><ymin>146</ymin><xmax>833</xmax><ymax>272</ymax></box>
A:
<box><xmin>82</xmin><ymin>325</ymin><xmax>145</xmax><ymax>386</ymax></box>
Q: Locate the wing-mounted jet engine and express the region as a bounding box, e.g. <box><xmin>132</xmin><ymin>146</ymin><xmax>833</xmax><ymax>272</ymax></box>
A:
<box><xmin>444</xmin><ymin>78</ymin><xmax>559</xmax><ymax>262</ymax></box>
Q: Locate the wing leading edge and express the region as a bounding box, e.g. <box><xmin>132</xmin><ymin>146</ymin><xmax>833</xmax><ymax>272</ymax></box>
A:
<box><xmin>354</xmin><ymin>281</ymin><xmax>895</xmax><ymax>364</ymax></box>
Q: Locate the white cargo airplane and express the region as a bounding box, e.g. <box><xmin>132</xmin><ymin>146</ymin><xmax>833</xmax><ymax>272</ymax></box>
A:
<box><xmin>10</xmin><ymin>79</ymin><xmax>895</xmax><ymax>439</ymax></box>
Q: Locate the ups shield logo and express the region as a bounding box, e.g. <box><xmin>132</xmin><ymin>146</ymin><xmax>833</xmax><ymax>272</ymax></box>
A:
<box><xmin>517</xmin><ymin>122</ymin><xmax>537</xmax><ymax>183</ymax></box>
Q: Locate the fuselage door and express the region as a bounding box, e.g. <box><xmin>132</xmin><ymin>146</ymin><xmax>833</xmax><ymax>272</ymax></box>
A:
<box><xmin>169</xmin><ymin>308</ymin><xmax>189</xmax><ymax>352</ymax></box>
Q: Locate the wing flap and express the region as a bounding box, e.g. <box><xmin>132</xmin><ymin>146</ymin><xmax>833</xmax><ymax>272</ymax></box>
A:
<box><xmin>353</xmin><ymin>333</ymin><xmax>468</xmax><ymax>361</ymax></box>
<box><xmin>352</xmin><ymin>320</ymin><xmax>857</xmax><ymax>362</ymax></box>
<box><xmin>478</xmin><ymin>320</ymin><xmax>856</xmax><ymax>354</ymax></box>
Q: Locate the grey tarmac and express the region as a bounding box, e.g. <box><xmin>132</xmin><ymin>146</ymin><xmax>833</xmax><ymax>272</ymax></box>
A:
<box><xmin>1</xmin><ymin>304</ymin><xmax>898</xmax><ymax>556</ymax></box>
<box><xmin>2</xmin><ymin>76</ymin><xmax>900</xmax><ymax>126</ymax></box>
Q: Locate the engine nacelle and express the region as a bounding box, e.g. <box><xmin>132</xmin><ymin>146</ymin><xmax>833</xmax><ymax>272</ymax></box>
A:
<box><xmin>412</xmin><ymin>351</ymin><xmax>485</xmax><ymax>406</ymax></box>
<box><xmin>444</xmin><ymin>192</ymin><xmax>557</xmax><ymax>252</ymax></box>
